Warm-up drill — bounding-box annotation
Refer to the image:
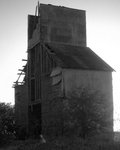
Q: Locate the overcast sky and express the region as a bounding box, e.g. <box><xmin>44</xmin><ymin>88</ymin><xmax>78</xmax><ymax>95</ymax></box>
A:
<box><xmin>0</xmin><ymin>0</ymin><xmax>120</xmax><ymax>130</ymax></box>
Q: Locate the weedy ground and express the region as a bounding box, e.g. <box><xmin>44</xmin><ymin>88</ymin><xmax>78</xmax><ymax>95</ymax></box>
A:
<box><xmin>1</xmin><ymin>133</ymin><xmax>120</xmax><ymax>150</ymax></box>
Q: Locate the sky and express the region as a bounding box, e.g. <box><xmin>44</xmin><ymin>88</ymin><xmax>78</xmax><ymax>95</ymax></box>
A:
<box><xmin>0</xmin><ymin>0</ymin><xmax>120</xmax><ymax>131</ymax></box>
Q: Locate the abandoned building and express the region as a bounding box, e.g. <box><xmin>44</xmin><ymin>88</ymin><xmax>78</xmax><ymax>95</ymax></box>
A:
<box><xmin>14</xmin><ymin>3</ymin><xmax>114</xmax><ymax>138</ymax></box>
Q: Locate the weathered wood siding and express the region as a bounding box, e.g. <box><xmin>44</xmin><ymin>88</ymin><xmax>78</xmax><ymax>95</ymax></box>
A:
<box><xmin>15</xmin><ymin>85</ymin><xmax>28</xmax><ymax>133</ymax></box>
<box><xmin>28</xmin><ymin>4</ymin><xmax>86</xmax><ymax>49</ymax></box>
<box><xmin>62</xmin><ymin>69</ymin><xmax>113</xmax><ymax>132</ymax></box>
<box><xmin>63</xmin><ymin>69</ymin><xmax>113</xmax><ymax>97</ymax></box>
<box><xmin>41</xmin><ymin>67</ymin><xmax>63</xmax><ymax>136</ymax></box>
<box><xmin>27</xmin><ymin>43</ymin><xmax>58</xmax><ymax>135</ymax></box>
<box><xmin>40</xmin><ymin>4</ymin><xmax>86</xmax><ymax>46</ymax></box>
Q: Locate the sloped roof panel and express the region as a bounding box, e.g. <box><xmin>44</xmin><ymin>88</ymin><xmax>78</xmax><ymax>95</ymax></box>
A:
<box><xmin>45</xmin><ymin>43</ymin><xmax>114</xmax><ymax>72</ymax></box>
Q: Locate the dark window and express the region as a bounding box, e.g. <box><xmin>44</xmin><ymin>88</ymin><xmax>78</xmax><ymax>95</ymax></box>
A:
<box><xmin>28</xmin><ymin>103</ymin><xmax>42</xmax><ymax>135</ymax></box>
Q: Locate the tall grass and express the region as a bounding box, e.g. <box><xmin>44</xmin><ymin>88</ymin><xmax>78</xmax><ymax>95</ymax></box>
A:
<box><xmin>1</xmin><ymin>132</ymin><xmax>120</xmax><ymax>150</ymax></box>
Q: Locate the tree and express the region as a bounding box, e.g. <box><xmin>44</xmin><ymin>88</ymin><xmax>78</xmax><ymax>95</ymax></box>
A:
<box><xmin>62</xmin><ymin>88</ymin><xmax>112</xmax><ymax>138</ymax></box>
<box><xmin>0</xmin><ymin>102</ymin><xmax>15</xmax><ymax>144</ymax></box>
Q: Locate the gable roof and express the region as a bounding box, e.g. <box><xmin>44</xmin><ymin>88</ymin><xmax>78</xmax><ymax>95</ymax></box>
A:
<box><xmin>45</xmin><ymin>43</ymin><xmax>114</xmax><ymax>72</ymax></box>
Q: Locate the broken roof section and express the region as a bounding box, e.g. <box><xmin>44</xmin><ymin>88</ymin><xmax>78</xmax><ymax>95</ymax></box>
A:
<box><xmin>13</xmin><ymin>62</ymin><xmax>27</xmax><ymax>88</ymax></box>
<box><xmin>45</xmin><ymin>43</ymin><xmax>114</xmax><ymax>72</ymax></box>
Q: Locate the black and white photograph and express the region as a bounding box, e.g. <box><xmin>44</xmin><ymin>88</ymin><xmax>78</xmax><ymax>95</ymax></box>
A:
<box><xmin>0</xmin><ymin>0</ymin><xmax>120</xmax><ymax>149</ymax></box>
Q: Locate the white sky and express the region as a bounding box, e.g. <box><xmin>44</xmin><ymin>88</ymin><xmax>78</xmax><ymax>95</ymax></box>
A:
<box><xmin>0</xmin><ymin>0</ymin><xmax>120</xmax><ymax>131</ymax></box>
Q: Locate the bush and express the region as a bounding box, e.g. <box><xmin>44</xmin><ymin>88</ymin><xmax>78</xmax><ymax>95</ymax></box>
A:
<box><xmin>62</xmin><ymin>88</ymin><xmax>112</xmax><ymax>138</ymax></box>
<box><xmin>0</xmin><ymin>102</ymin><xmax>15</xmax><ymax>145</ymax></box>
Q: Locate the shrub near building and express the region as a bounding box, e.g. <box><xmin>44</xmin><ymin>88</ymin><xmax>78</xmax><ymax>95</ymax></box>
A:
<box><xmin>0</xmin><ymin>102</ymin><xmax>15</xmax><ymax>145</ymax></box>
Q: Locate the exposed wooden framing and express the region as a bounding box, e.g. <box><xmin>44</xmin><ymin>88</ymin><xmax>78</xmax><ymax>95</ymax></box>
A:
<box><xmin>14</xmin><ymin>81</ymin><xmax>24</xmax><ymax>84</ymax></box>
<box><xmin>17</xmin><ymin>73</ymin><xmax>25</xmax><ymax>75</ymax></box>
<box><xmin>35</xmin><ymin>6</ymin><xmax>37</xmax><ymax>16</ymax></box>
<box><xmin>22</xmin><ymin>65</ymin><xmax>26</xmax><ymax>68</ymax></box>
<box><xmin>18</xmin><ymin>69</ymin><xmax>24</xmax><ymax>71</ymax></box>
<box><xmin>38</xmin><ymin>1</ymin><xmax>40</xmax><ymax>16</ymax></box>
<box><xmin>22</xmin><ymin>59</ymin><xmax>27</xmax><ymax>61</ymax></box>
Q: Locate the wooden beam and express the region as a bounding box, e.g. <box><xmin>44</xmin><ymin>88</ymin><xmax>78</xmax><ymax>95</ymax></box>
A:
<box><xmin>22</xmin><ymin>59</ymin><xmax>27</xmax><ymax>61</ymax></box>
<box><xmin>17</xmin><ymin>73</ymin><xmax>25</xmax><ymax>75</ymax></box>
<box><xmin>18</xmin><ymin>69</ymin><xmax>23</xmax><ymax>71</ymax></box>
<box><xmin>38</xmin><ymin>1</ymin><xmax>40</xmax><ymax>16</ymax></box>
<box><xmin>35</xmin><ymin>5</ymin><xmax>37</xmax><ymax>16</ymax></box>
<box><xmin>14</xmin><ymin>81</ymin><xmax>24</xmax><ymax>84</ymax></box>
